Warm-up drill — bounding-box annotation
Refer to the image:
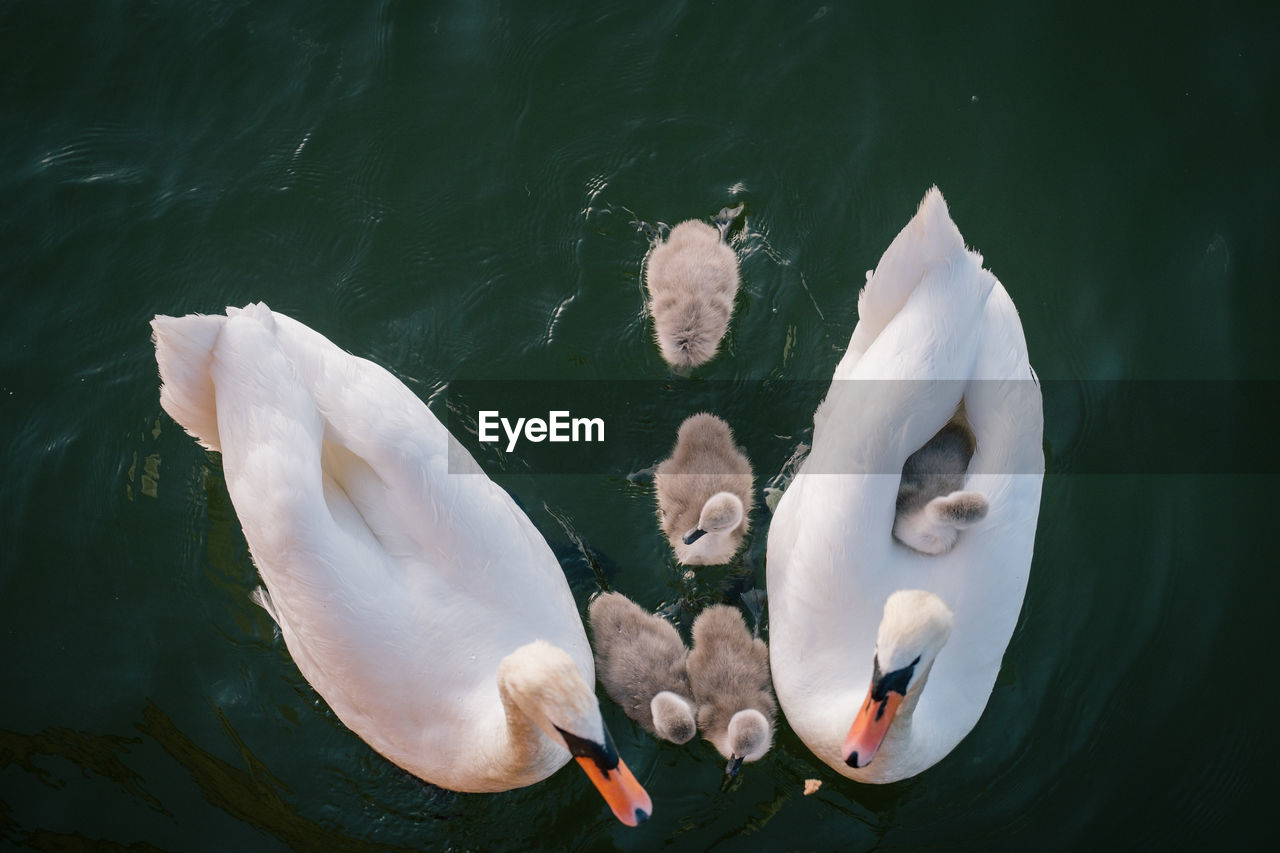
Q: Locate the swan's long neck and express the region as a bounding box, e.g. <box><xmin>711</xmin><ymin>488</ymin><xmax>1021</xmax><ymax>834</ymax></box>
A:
<box><xmin>479</xmin><ymin>641</ymin><xmax>588</xmax><ymax>790</ymax></box>
<box><xmin>432</xmin><ymin>672</ymin><xmax>573</xmax><ymax>794</ymax></box>
<box><xmin>493</xmin><ymin>680</ymin><xmax>565</xmax><ymax>780</ymax></box>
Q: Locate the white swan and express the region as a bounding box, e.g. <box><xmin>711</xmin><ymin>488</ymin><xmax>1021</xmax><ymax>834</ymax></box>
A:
<box><xmin>652</xmin><ymin>413</ymin><xmax>754</xmax><ymax>566</ymax></box>
<box><xmin>588</xmin><ymin>591</ymin><xmax>697</xmax><ymax>745</ymax></box>
<box><xmin>766</xmin><ymin>188</ymin><xmax>1044</xmax><ymax>783</ymax></box>
<box><xmin>645</xmin><ymin>204</ymin><xmax>743</xmax><ymax>368</ymax></box>
<box><xmin>151</xmin><ymin>303</ymin><xmax>652</xmax><ymax>825</ymax></box>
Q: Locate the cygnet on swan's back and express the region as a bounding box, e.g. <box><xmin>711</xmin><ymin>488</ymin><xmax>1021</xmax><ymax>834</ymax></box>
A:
<box><xmin>685</xmin><ymin>604</ymin><xmax>777</xmax><ymax>776</ymax></box>
<box><xmin>654</xmin><ymin>413</ymin><xmax>754</xmax><ymax>566</ymax></box>
<box><xmin>893</xmin><ymin>418</ymin><xmax>989</xmax><ymax>555</ymax></box>
<box><xmin>588</xmin><ymin>592</ymin><xmax>697</xmax><ymax>744</ymax></box>
<box><xmin>645</xmin><ymin>204</ymin><xmax>743</xmax><ymax>368</ymax></box>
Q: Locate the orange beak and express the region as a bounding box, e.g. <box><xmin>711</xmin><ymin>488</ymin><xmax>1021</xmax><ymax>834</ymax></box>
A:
<box><xmin>575</xmin><ymin>755</ymin><xmax>652</xmax><ymax>826</ymax></box>
<box><xmin>842</xmin><ymin>684</ymin><xmax>904</xmax><ymax>769</ymax></box>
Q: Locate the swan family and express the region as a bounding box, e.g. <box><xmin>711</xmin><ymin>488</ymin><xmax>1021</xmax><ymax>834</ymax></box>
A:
<box><xmin>151</xmin><ymin>187</ymin><xmax>1042</xmax><ymax>822</ymax></box>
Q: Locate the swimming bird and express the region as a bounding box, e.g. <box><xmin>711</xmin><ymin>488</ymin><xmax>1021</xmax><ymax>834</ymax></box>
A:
<box><xmin>653</xmin><ymin>413</ymin><xmax>754</xmax><ymax>566</ymax></box>
<box><xmin>684</xmin><ymin>604</ymin><xmax>777</xmax><ymax>776</ymax></box>
<box><xmin>588</xmin><ymin>592</ymin><xmax>696</xmax><ymax>745</ymax></box>
<box><xmin>151</xmin><ymin>303</ymin><xmax>652</xmax><ymax>825</ymax></box>
<box><xmin>645</xmin><ymin>204</ymin><xmax>743</xmax><ymax>368</ymax></box>
<box><xmin>893</xmin><ymin>416</ymin><xmax>990</xmax><ymax>555</ymax></box>
<box><xmin>766</xmin><ymin>187</ymin><xmax>1044</xmax><ymax>783</ymax></box>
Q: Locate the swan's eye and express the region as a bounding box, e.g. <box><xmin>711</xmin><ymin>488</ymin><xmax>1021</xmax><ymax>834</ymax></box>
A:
<box><xmin>554</xmin><ymin>725</ymin><xmax>620</xmax><ymax>774</ymax></box>
<box><xmin>871</xmin><ymin>655</ymin><xmax>921</xmax><ymax>701</ymax></box>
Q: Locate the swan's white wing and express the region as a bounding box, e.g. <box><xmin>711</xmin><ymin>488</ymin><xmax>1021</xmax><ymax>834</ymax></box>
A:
<box><xmin>267</xmin><ymin>310</ymin><xmax>586</xmax><ymax>666</ymax></box>
<box><xmin>160</xmin><ymin>304</ymin><xmax>590</xmax><ymax>789</ymax></box>
<box><xmin>835</xmin><ymin>186</ymin><xmax>966</xmax><ymax>380</ymax></box>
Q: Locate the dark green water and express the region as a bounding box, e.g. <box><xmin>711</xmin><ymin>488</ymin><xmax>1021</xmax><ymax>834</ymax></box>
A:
<box><xmin>3</xmin><ymin>1</ymin><xmax>1278</xmax><ymax>850</ymax></box>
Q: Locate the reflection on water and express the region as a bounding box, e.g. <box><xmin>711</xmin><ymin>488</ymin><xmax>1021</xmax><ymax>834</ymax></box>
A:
<box><xmin>136</xmin><ymin>701</ymin><xmax>421</xmax><ymax>853</ymax></box>
<box><xmin>0</xmin><ymin>725</ymin><xmax>166</xmax><ymax>816</ymax></box>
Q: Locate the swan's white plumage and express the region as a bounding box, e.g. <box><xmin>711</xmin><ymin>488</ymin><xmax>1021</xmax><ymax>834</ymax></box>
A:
<box><xmin>766</xmin><ymin>188</ymin><xmax>1044</xmax><ymax>783</ymax></box>
<box><xmin>152</xmin><ymin>304</ymin><xmax>599</xmax><ymax>794</ymax></box>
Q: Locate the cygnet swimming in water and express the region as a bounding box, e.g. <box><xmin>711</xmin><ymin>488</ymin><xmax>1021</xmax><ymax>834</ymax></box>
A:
<box><xmin>654</xmin><ymin>413</ymin><xmax>754</xmax><ymax>566</ymax></box>
<box><xmin>588</xmin><ymin>592</ymin><xmax>697</xmax><ymax>745</ymax></box>
<box><xmin>893</xmin><ymin>417</ymin><xmax>989</xmax><ymax>555</ymax></box>
<box><xmin>685</xmin><ymin>604</ymin><xmax>777</xmax><ymax>776</ymax></box>
<box><xmin>645</xmin><ymin>204</ymin><xmax>744</xmax><ymax>368</ymax></box>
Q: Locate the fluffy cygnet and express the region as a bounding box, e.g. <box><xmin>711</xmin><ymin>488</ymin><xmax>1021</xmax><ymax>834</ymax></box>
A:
<box><xmin>645</xmin><ymin>204</ymin><xmax>743</xmax><ymax>368</ymax></box>
<box><xmin>588</xmin><ymin>591</ymin><xmax>697</xmax><ymax>744</ymax></box>
<box><xmin>893</xmin><ymin>419</ymin><xmax>989</xmax><ymax>554</ymax></box>
<box><xmin>654</xmin><ymin>413</ymin><xmax>754</xmax><ymax>566</ymax></box>
<box><xmin>685</xmin><ymin>604</ymin><xmax>777</xmax><ymax>776</ymax></box>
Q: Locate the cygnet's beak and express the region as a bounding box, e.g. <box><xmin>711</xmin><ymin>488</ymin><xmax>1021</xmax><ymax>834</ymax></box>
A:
<box><xmin>556</xmin><ymin>725</ymin><xmax>652</xmax><ymax>826</ymax></box>
<box><xmin>725</xmin><ymin>754</ymin><xmax>746</xmax><ymax>778</ymax></box>
<box><xmin>682</xmin><ymin>528</ymin><xmax>708</xmax><ymax>545</ymax></box>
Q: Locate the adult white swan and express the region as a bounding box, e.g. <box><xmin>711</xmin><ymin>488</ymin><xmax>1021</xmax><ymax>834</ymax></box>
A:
<box><xmin>766</xmin><ymin>188</ymin><xmax>1044</xmax><ymax>783</ymax></box>
<box><xmin>151</xmin><ymin>304</ymin><xmax>652</xmax><ymax>824</ymax></box>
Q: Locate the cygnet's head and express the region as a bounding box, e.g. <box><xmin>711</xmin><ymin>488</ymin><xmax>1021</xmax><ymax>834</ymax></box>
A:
<box><xmin>682</xmin><ymin>492</ymin><xmax>745</xmax><ymax>545</ymax></box>
<box><xmin>842</xmin><ymin>591</ymin><xmax>954</xmax><ymax>770</ymax></box>
<box><xmin>723</xmin><ymin>708</ymin><xmax>773</xmax><ymax>777</ymax></box>
<box><xmin>894</xmin><ymin>491</ymin><xmax>989</xmax><ymax>555</ymax></box>
<box><xmin>650</xmin><ymin>690</ymin><xmax>696</xmax><ymax>744</ymax></box>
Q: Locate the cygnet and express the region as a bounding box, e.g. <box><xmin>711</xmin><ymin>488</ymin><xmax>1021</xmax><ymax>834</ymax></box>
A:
<box><xmin>654</xmin><ymin>413</ymin><xmax>754</xmax><ymax>566</ymax></box>
<box><xmin>893</xmin><ymin>418</ymin><xmax>989</xmax><ymax>554</ymax></box>
<box><xmin>645</xmin><ymin>204</ymin><xmax>743</xmax><ymax>368</ymax></box>
<box><xmin>588</xmin><ymin>591</ymin><xmax>697</xmax><ymax>744</ymax></box>
<box><xmin>685</xmin><ymin>604</ymin><xmax>777</xmax><ymax>776</ymax></box>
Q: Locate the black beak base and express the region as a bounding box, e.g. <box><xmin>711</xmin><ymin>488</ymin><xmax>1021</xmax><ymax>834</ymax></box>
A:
<box><xmin>683</xmin><ymin>528</ymin><xmax>708</xmax><ymax>545</ymax></box>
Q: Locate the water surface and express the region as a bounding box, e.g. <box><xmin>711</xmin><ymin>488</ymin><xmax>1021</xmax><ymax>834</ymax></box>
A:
<box><xmin>2</xmin><ymin>1</ymin><xmax>1277</xmax><ymax>849</ymax></box>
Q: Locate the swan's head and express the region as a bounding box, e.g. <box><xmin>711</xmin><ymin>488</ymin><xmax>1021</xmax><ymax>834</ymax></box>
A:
<box><xmin>682</xmin><ymin>492</ymin><xmax>745</xmax><ymax>545</ymax></box>
<box><xmin>499</xmin><ymin>641</ymin><xmax>652</xmax><ymax>826</ymax></box>
<box><xmin>842</xmin><ymin>591</ymin><xmax>953</xmax><ymax>769</ymax></box>
<box><xmin>649</xmin><ymin>690</ymin><xmax>697</xmax><ymax>744</ymax></box>
<box><xmin>722</xmin><ymin>708</ymin><xmax>773</xmax><ymax>777</ymax></box>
